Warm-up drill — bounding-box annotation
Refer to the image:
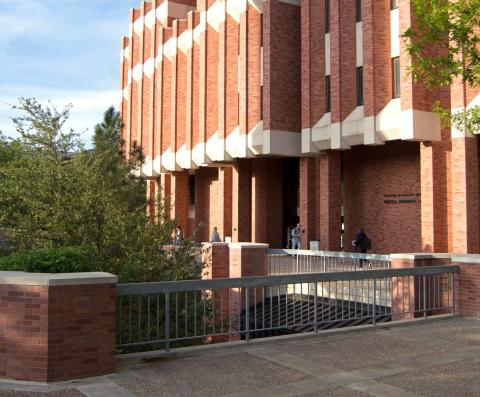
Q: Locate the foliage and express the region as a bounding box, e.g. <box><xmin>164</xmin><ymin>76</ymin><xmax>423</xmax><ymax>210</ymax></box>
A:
<box><xmin>0</xmin><ymin>99</ymin><xmax>202</xmax><ymax>282</ymax></box>
<box><xmin>403</xmin><ymin>0</ymin><xmax>480</xmax><ymax>134</ymax></box>
<box><xmin>0</xmin><ymin>247</ymin><xmax>92</xmax><ymax>273</ymax></box>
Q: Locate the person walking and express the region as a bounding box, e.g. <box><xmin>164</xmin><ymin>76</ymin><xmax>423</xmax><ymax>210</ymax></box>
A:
<box><xmin>210</xmin><ymin>227</ymin><xmax>222</xmax><ymax>243</ymax></box>
<box><xmin>352</xmin><ymin>228</ymin><xmax>371</xmax><ymax>269</ymax></box>
<box><xmin>175</xmin><ymin>225</ymin><xmax>184</xmax><ymax>243</ymax></box>
<box><xmin>291</xmin><ymin>223</ymin><xmax>302</xmax><ymax>250</ymax></box>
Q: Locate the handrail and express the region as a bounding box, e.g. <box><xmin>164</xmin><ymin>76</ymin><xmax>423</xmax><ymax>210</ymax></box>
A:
<box><xmin>268</xmin><ymin>248</ymin><xmax>391</xmax><ymax>261</ymax></box>
<box><xmin>117</xmin><ymin>265</ymin><xmax>458</xmax><ymax>296</ymax></box>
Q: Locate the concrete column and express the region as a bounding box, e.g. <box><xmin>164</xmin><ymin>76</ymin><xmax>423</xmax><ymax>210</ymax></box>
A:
<box><xmin>232</xmin><ymin>159</ymin><xmax>252</xmax><ymax>242</ymax></box>
<box><xmin>0</xmin><ymin>272</ymin><xmax>117</xmax><ymax>382</ymax></box>
<box><xmin>451</xmin><ymin>137</ymin><xmax>480</xmax><ymax>253</ymax></box>
<box><xmin>317</xmin><ymin>152</ymin><xmax>342</xmax><ymax>251</ymax></box>
<box><xmin>300</xmin><ymin>157</ymin><xmax>317</xmax><ymax>249</ymax></box>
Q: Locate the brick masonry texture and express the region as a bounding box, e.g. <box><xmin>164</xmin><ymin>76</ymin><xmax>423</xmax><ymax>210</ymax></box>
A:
<box><xmin>121</xmin><ymin>1</ymin><xmax>480</xmax><ymax>254</ymax></box>
<box><xmin>0</xmin><ymin>284</ymin><xmax>116</xmax><ymax>382</ymax></box>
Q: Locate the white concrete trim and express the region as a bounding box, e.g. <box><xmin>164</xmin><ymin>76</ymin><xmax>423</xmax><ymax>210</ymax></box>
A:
<box><xmin>153</xmin><ymin>155</ymin><xmax>167</xmax><ymax>174</ymax></box>
<box><xmin>192</xmin><ymin>142</ymin><xmax>211</xmax><ymax>166</ymax></box>
<box><xmin>390</xmin><ymin>8</ymin><xmax>400</xmax><ymax>58</ymax></box>
<box><xmin>133</xmin><ymin>14</ymin><xmax>145</xmax><ymax>35</ymax></box>
<box><xmin>228</xmin><ymin>243</ymin><xmax>269</xmax><ymax>249</ymax></box>
<box><xmin>356</xmin><ymin>22</ymin><xmax>363</xmax><ymax>67</ymax></box>
<box><xmin>162</xmin><ymin>147</ymin><xmax>180</xmax><ymax>171</ymax></box>
<box><xmin>390</xmin><ymin>253</ymin><xmax>452</xmax><ymax>260</ymax></box>
<box><xmin>176</xmin><ymin>144</ymin><xmax>195</xmax><ymax>170</ymax></box>
<box><xmin>141</xmin><ymin>156</ymin><xmax>155</xmax><ymax>177</ymax></box>
<box><xmin>206</xmin><ymin>131</ymin><xmax>231</xmax><ymax>162</ymax></box>
<box><xmin>0</xmin><ymin>272</ymin><xmax>117</xmax><ymax>287</ymax></box>
<box><xmin>325</xmin><ymin>33</ymin><xmax>331</xmax><ymax>76</ymax></box>
<box><xmin>451</xmin><ymin>254</ymin><xmax>480</xmax><ymax>264</ymax></box>
<box><xmin>263</xmin><ymin>130</ymin><xmax>302</xmax><ymax>156</ymax></box>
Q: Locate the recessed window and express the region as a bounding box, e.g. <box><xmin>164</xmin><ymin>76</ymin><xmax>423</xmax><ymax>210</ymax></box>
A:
<box><xmin>356</xmin><ymin>67</ymin><xmax>364</xmax><ymax>106</ymax></box>
<box><xmin>189</xmin><ymin>175</ymin><xmax>195</xmax><ymax>205</ymax></box>
<box><xmin>356</xmin><ymin>0</ymin><xmax>362</xmax><ymax>22</ymax></box>
<box><xmin>325</xmin><ymin>0</ymin><xmax>330</xmax><ymax>33</ymax></box>
<box><xmin>326</xmin><ymin>75</ymin><xmax>331</xmax><ymax>113</ymax></box>
<box><xmin>391</xmin><ymin>0</ymin><xmax>398</xmax><ymax>10</ymax></box>
<box><xmin>392</xmin><ymin>57</ymin><xmax>400</xmax><ymax>98</ymax></box>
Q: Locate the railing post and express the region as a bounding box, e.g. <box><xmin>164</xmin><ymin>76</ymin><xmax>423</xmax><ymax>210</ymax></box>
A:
<box><xmin>296</xmin><ymin>254</ymin><xmax>299</xmax><ymax>274</ymax></box>
<box><xmin>373</xmin><ymin>278</ymin><xmax>376</xmax><ymax>325</ymax></box>
<box><xmin>451</xmin><ymin>272</ymin><xmax>455</xmax><ymax>315</ymax></box>
<box><xmin>423</xmin><ymin>275</ymin><xmax>427</xmax><ymax>318</ymax></box>
<box><xmin>165</xmin><ymin>292</ymin><xmax>170</xmax><ymax>351</ymax></box>
<box><xmin>314</xmin><ymin>282</ymin><xmax>318</xmax><ymax>333</ymax></box>
<box><xmin>245</xmin><ymin>287</ymin><xmax>250</xmax><ymax>342</ymax></box>
<box><xmin>323</xmin><ymin>255</ymin><xmax>326</xmax><ymax>273</ymax></box>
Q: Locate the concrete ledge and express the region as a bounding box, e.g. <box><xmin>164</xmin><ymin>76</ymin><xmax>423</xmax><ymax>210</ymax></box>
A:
<box><xmin>228</xmin><ymin>243</ymin><xmax>269</xmax><ymax>249</ymax></box>
<box><xmin>0</xmin><ymin>271</ymin><xmax>118</xmax><ymax>286</ymax></box>
<box><xmin>390</xmin><ymin>253</ymin><xmax>452</xmax><ymax>260</ymax></box>
<box><xmin>451</xmin><ymin>254</ymin><xmax>480</xmax><ymax>264</ymax></box>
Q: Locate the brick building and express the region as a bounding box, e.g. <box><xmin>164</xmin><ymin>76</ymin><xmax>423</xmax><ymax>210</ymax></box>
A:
<box><xmin>120</xmin><ymin>0</ymin><xmax>480</xmax><ymax>254</ymax></box>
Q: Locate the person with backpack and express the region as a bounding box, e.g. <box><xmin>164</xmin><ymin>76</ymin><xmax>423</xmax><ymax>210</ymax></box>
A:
<box><xmin>291</xmin><ymin>223</ymin><xmax>301</xmax><ymax>250</ymax></box>
<box><xmin>352</xmin><ymin>228</ymin><xmax>371</xmax><ymax>269</ymax></box>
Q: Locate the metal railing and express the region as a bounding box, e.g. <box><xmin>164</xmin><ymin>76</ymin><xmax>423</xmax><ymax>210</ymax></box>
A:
<box><xmin>268</xmin><ymin>249</ymin><xmax>391</xmax><ymax>275</ymax></box>
<box><xmin>116</xmin><ymin>265</ymin><xmax>457</xmax><ymax>352</ymax></box>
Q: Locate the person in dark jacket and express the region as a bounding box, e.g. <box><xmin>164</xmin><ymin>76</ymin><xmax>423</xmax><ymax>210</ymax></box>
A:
<box><xmin>352</xmin><ymin>228</ymin><xmax>369</xmax><ymax>269</ymax></box>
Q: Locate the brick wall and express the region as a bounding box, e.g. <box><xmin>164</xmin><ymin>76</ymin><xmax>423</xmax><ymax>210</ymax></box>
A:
<box><xmin>452</xmin><ymin>256</ymin><xmax>480</xmax><ymax>318</ymax></box>
<box><xmin>0</xmin><ymin>273</ymin><xmax>117</xmax><ymax>383</ymax></box>
<box><xmin>344</xmin><ymin>141</ymin><xmax>421</xmax><ymax>254</ymax></box>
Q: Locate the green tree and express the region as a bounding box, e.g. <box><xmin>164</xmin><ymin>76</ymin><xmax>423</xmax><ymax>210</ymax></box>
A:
<box><xmin>404</xmin><ymin>0</ymin><xmax>480</xmax><ymax>133</ymax></box>
<box><xmin>0</xmin><ymin>99</ymin><xmax>201</xmax><ymax>282</ymax></box>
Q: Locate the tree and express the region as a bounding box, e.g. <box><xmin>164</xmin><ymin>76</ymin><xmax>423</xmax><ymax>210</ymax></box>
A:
<box><xmin>404</xmin><ymin>0</ymin><xmax>480</xmax><ymax>133</ymax></box>
<box><xmin>0</xmin><ymin>99</ymin><xmax>201</xmax><ymax>282</ymax></box>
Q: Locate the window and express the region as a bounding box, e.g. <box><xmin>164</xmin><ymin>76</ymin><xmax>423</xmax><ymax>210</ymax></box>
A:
<box><xmin>189</xmin><ymin>175</ymin><xmax>195</xmax><ymax>205</ymax></box>
<box><xmin>356</xmin><ymin>0</ymin><xmax>362</xmax><ymax>22</ymax></box>
<box><xmin>326</xmin><ymin>75</ymin><xmax>331</xmax><ymax>112</ymax></box>
<box><xmin>325</xmin><ymin>0</ymin><xmax>330</xmax><ymax>33</ymax></box>
<box><xmin>392</xmin><ymin>57</ymin><xmax>400</xmax><ymax>98</ymax></box>
<box><xmin>356</xmin><ymin>67</ymin><xmax>364</xmax><ymax>106</ymax></box>
<box><xmin>391</xmin><ymin>0</ymin><xmax>398</xmax><ymax>9</ymax></box>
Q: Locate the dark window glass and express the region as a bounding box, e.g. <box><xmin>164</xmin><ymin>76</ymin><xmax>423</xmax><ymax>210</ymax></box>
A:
<box><xmin>356</xmin><ymin>0</ymin><xmax>362</xmax><ymax>22</ymax></box>
<box><xmin>325</xmin><ymin>0</ymin><xmax>330</xmax><ymax>33</ymax></box>
<box><xmin>391</xmin><ymin>0</ymin><xmax>398</xmax><ymax>9</ymax></box>
<box><xmin>189</xmin><ymin>175</ymin><xmax>195</xmax><ymax>205</ymax></box>
<box><xmin>392</xmin><ymin>57</ymin><xmax>400</xmax><ymax>98</ymax></box>
<box><xmin>356</xmin><ymin>67</ymin><xmax>364</xmax><ymax>106</ymax></box>
<box><xmin>326</xmin><ymin>75</ymin><xmax>331</xmax><ymax>112</ymax></box>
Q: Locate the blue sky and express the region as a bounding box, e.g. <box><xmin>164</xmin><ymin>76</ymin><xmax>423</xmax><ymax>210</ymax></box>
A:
<box><xmin>0</xmin><ymin>0</ymin><xmax>140</xmax><ymax>145</ymax></box>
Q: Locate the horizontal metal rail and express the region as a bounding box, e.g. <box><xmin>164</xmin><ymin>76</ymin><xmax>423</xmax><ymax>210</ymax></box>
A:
<box><xmin>117</xmin><ymin>266</ymin><xmax>456</xmax><ymax>295</ymax></box>
<box><xmin>116</xmin><ymin>266</ymin><xmax>458</xmax><ymax>351</ymax></box>
<box><xmin>268</xmin><ymin>249</ymin><xmax>391</xmax><ymax>275</ymax></box>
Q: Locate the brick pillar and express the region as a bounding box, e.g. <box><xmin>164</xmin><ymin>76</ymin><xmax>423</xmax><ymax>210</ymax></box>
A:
<box><xmin>232</xmin><ymin>159</ymin><xmax>252</xmax><ymax>242</ymax></box>
<box><xmin>391</xmin><ymin>254</ymin><xmax>452</xmax><ymax>321</ymax></box>
<box><xmin>219</xmin><ymin>167</ymin><xmax>233</xmax><ymax>241</ymax></box>
<box><xmin>451</xmin><ymin>137</ymin><xmax>480</xmax><ymax>253</ymax></box>
<box><xmin>300</xmin><ymin>157</ymin><xmax>316</xmax><ymax>249</ymax></box>
<box><xmin>317</xmin><ymin>152</ymin><xmax>342</xmax><ymax>250</ymax></box>
<box><xmin>170</xmin><ymin>170</ymin><xmax>189</xmax><ymax>234</ymax></box>
<box><xmin>0</xmin><ymin>272</ymin><xmax>117</xmax><ymax>383</ymax></box>
<box><xmin>202</xmin><ymin>242</ymin><xmax>229</xmax><ymax>280</ymax></box>
<box><xmin>146</xmin><ymin>179</ymin><xmax>157</xmax><ymax>219</ymax></box>
<box><xmin>452</xmin><ymin>255</ymin><xmax>480</xmax><ymax>318</ymax></box>
<box><xmin>420</xmin><ymin>142</ymin><xmax>449</xmax><ymax>253</ymax></box>
<box><xmin>160</xmin><ymin>173</ymin><xmax>172</xmax><ymax>211</ymax></box>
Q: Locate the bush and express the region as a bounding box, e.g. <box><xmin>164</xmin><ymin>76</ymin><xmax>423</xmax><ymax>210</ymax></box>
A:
<box><xmin>0</xmin><ymin>247</ymin><xmax>92</xmax><ymax>273</ymax></box>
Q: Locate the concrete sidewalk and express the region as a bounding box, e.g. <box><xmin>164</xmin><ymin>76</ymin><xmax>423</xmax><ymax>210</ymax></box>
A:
<box><xmin>1</xmin><ymin>317</ymin><xmax>479</xmax><ymax>396</ymax></box>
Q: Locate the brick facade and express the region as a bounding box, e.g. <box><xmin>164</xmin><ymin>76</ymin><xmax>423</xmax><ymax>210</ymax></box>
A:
<box><xmin>121</xmin><ymin>1</ymin><xmax>480</xmax><ymax>254</ymax></box>
<box><xmin>0</xmin><ymin>273</ymin><xmax>116</xmax><ymax>383</ymax></box>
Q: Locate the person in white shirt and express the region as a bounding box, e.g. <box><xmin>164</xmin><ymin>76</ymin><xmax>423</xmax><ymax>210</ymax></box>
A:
<box><xmin>211</xmin><ymin>227</ymin><xmax>222</xmax><ymax>243</ymax></box>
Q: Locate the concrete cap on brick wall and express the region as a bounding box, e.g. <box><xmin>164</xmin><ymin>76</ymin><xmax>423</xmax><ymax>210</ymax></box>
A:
<box><xmin>451</xmin><ymin>254</ymin><xmax>480</xmax><ymax>264</ymax></box>
<box><xmin>228</xmin><ymin>243</ymin><xmax>269</xmax><ymax>249</ymax></box>
<box><xmin>0</xmin><ymin>271</ymin><xmax>118</xmax><ymax>286</ymax></box>
<box><xmin>202</xmin><ymin>242</ymin><xmax>229</xmax><ymax>247</ymax></box>
<box><xmin>390</xmin><ymin>253</ymin><xmax>452</xmax><ymax>260</ymax></box>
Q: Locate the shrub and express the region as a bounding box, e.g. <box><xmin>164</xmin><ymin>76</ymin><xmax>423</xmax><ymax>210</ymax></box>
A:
<box><xmin>0</xmin><ymin>247</ymin><xmax>92</xmax><ymax>273</ymax></box>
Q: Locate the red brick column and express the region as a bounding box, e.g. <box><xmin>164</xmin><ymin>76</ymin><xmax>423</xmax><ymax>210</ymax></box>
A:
<box><xmin>452</xmin><ymin>255</ymin><xmax>480</xmax><ymax>318</ymax></box>
<box><xmin>391</xmin><ymin>254</ymin><xmax>452</xmax><ymax>321</ymax></box>
<box><xmin>201</xmin><ymin>243</ymin><xmax>229</xmax><ymax>280</ymax></box>
<box><xmin>232</xmin><ymin>159</ymin><xmax>252</xmax><ymax>243</ymax></box>
<box><xmin>317</xmin><ymin>152</ymin><xmax>342</xmax><ymax>251</ymax></box>
<box><xmin>0</xmin><ymin>272</ymin><xmax>117</xmax><ymax>383</ymax></box>
<box><xmin>170</xmin><ymin>170</ymin><xmax>190</xmax><ymax>234</ymax></box>
<box><xmin>451</xmin><ymin>137</ymin><xmax>480</xmax><ymax>253</ymax></box>
<box><xmin>300</xmin><ymin>157</ymin><xmax>316</xmax><ymax>249</ymax></box>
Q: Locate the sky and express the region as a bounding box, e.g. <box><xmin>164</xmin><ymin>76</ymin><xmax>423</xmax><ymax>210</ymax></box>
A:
<box><xmin>0</xmin><ymin>0</ymin><xmax>140</xmax><ymax>146</ymax></box>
